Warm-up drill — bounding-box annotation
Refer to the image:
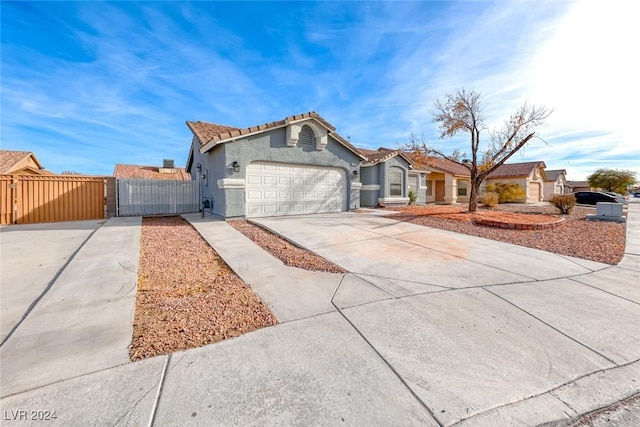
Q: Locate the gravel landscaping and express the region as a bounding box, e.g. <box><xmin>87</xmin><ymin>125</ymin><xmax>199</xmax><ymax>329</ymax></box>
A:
<box><xmin>130</xmin><ymin>216</ymin><xmax>277</xmax><ymax>361</ymax></box>
<box><xmin>385</xmin><ymin>204</ymin><xmax>626</xmax><ymax>265</ymax></box>
<box><xmin>229</xmin><ymin>220</ymin><xmax>346</xmax><ymax>273</ymax></box>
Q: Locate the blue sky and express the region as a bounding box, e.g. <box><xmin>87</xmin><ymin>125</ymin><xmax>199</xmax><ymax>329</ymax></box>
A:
<box><xmin>2</xmin><ymin>1</ymin><xmax>637</xmax><ymax>181</ymax></box>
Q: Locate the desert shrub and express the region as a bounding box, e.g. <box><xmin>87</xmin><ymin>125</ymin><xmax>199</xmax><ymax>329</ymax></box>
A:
<box><xmin>486</xmin><ymin>182</ymin><xmax>526</xmax><ymax>203</ymax></box>
<box><xmin>550</xmin><ymin>194</ymin><xmax>576</xmax><ymax>214</ymax></box>
<box><xmin>408</xmin><ymin>190</ymin><xmax>417</xmax><ymax>205</ymax></box>
<box><xmin>479</xmin><ymin>191</ymin><xmax>499</xmax><ymax>207</ymax></box>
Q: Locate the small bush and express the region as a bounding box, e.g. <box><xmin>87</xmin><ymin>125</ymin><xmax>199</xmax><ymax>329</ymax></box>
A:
<box><xmin>486</xmin><ymin>182</ymin><xmax>526</xmax><ymax>203</ymax></box>
<box><xmin>480</xmin><ymin>191</ymin><xmax>499</xmax><ymax>207</ymax></box>
<box><xmin>408</xmin><ymin>190</ymin><xmax>417</xmax><ymax>205</ymax></box>
<box><xmin>550</xmin><ymin>194</ymin><xmax>576</xmax><ymax>214</ymax></box>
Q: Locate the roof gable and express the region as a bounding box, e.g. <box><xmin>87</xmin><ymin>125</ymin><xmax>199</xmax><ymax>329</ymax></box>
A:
<box><xmin>0</xmin><ymin>150</ymin><xmax>44</xmax><ymax>174</ymax></box>
<box><xmin>486</xmin><ymin>161</ymin><xmax>546</xmax><ymax>179</ymax></box>
<box><xmin>360</xmin><ymin>148</ymin><xmax>412</xmax><ymax>166</ymax></box>
<box><xmin>187</xmin><ymin>111</ymin><xmax>366</xmax><ymax>160</ymax></box>
<box><xmin>544</xmin><ymin>169</ymin><xmax>567</xmax><ymax>182</ymax></box>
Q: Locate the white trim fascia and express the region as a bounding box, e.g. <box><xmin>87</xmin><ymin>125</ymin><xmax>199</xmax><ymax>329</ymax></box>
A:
<box><xmin>361</xmin><ymin>184</ymin><xmax>380</xmax><ymax>191</ymax></box>
<box><xmin>378</xmin><ymin>197</ymin><xmax>410</xmax><ymax>204</ymax></box>
<box><xmin>351</xmin><ymin>182</ymin><xmax>363</xmax><ymax>190</ymax></box>
<box><xmin>217</xmin><ymin>178</ymin><xmax>246</xmax><ymax>189</ymax></box>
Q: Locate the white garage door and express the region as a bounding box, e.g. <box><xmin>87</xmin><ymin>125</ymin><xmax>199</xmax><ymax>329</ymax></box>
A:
<box><xmin>246</xmin><ymin>162</ymin><xmax>347</xmax><ymax>218</ymax></box>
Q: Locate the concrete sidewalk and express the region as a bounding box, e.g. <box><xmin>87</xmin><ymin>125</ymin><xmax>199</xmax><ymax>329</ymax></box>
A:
<box><xmin>1</xmin><ymin>205</ymin><xmax>638</xmax><ymax>426</ymax></box>
<box><xmin>0</xmin><ymin>217</ymin><xmax>141</xmax><ymax>397</ymax></box>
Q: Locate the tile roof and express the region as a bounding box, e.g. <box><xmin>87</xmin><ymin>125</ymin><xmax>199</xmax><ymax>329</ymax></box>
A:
<box><xmin>113</xmin><ymin>164</ymin><xmax>191</xmax><ymax>180</ymax></box>
<box><xmin>543</xmin><ymin>169</ymin><xmax>567</xmax><ymax>182</ymax></box>
<box><xmin>486</xmin><ymin>161</ymin><xmax>546</xmax><ymax>179</ymax></box>
<box><xmin>187</xmin><ymin>111</ymin><xmax>366</xmax><ymax>160</ymax></box>
<box><xmin>0</xmin><ymin>150</ymin><xmax>43</xmax><ymax>174</ymax></box>
<box><xmin>407</xmin><ymin>154</ymin><xmax>470</xmax><ymax>176</ymax></box>
<box><xmin>360</xmin><ymin>147</ymin><xmax>412</xmax><ymax>166</ymax></box>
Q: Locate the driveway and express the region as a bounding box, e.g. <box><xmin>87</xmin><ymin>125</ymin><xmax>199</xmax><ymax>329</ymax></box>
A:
<box><xmin>0</xmin><ymin>220</ymin><xmax>103</xmax><ymax>343</ymax></box>
<box><xmin>1</xmin><ymin>210</ymin><xmax>638</xmax><ymax>426</ymax></box>
<box><xmin>252</xmin><ymin>212</ymin><xmax>640</xmax><ymax>425</ymax></box>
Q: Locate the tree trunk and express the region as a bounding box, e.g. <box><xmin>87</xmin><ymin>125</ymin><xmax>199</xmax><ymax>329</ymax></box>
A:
<box><xmin>468</xmin><ymin>181</ymin><xmax>479</xmax><ymax>212</ymax></box>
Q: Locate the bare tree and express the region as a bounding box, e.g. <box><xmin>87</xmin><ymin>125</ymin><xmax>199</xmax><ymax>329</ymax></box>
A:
<box><xmin>405</xmin><ymin>88</ymin><xmax>551</xmax><ymax>212</ymax></box>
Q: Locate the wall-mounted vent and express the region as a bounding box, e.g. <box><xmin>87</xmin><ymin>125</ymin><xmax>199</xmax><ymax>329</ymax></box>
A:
<box><xmin>163</xmin><ymin>159</ymin><xmax>175</xmax><ymax>168</ymax></box>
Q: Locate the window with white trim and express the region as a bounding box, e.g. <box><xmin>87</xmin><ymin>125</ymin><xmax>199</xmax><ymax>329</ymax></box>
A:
<box><xmin>457</xmin><ymin>179</ymin><xmax>468</xmax><ymax>196</ymax></box>
<box><xmin>390</xmin><ymin>167</ymin><xmax>403</xmax><ymax>196</ymax></box>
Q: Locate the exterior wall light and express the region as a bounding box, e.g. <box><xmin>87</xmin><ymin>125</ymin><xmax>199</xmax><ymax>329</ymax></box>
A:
<box><xmin>352</xmin><ymin>170</ymin><xmax>359</xmax><ymax>176</ymax></box>
<box><xmin>232</xmin><ymin>161</ymin><xmax>240</xmax><ymax>173</ymax></box>
<box><xmin>195</xmin><ymin>164</ymin><xmax>202</xmax><ymax>173</ymax></box>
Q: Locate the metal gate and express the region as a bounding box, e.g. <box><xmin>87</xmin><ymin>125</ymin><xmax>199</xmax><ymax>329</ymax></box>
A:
<box><xmin>0</xmin><ymin>175</ymin><xmax>106</xmax><ymax>224</ymax></box>
<box><xmin>116</xmin><ymin>179</ymin><xmax>199</xmax><ymax>216</ymax></box>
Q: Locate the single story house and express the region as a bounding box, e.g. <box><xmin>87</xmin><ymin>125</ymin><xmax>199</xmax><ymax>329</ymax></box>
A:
<box><xmin>0</xmin><ymin>150</ymin><xmax>52</xmax><ymax>175</ymax></box>
<box><xmin>358</xmin><ymin>148</ymin><xmax>429</xmax><ymax>207</ymax></box>
<box><xmin>565</xmin><ymin>181</ymin><xmax>594</xmax><ymax>193</ymax></box>
<box><xmin>113</xmin><ymin>161</ymin><xmax>191</xmax><ymax>180</ymax></box>
<box><xmin>543</xmin><ymin>169</ymin><xmax>568</xmax><ymax>200</ymax></box>
<box><xmin>484</xmin><ymin>161</ymin><xmax>547</xmax><ymax>203</ymax></box>
<box><xmin>417</xmin><ymin>156</ymin><xmax>471</xmax><ymax>205</ymax></box>
<box><xmin>186</xmin><ymin>112</ymin><xmax>367</xmax><ymax>219</ymax></box>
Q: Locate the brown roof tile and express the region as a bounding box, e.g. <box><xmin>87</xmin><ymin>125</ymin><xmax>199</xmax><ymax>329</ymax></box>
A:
<box><xmin>0</xmin><ymin>150</ymin><xmax>43</xmax><ymax>174</ymax></box>
<box><xmin>408</xmin><ymin>154</ymin><xmax>470</xmax><ymax>176</ymax></box>
<box><xmin>487</xmin><ymin>161</ymin><xmax>546</xmax><ymax>179</ymax></box>
<box><xmin>187</xmin><ymin>111</ymin><xmax>365</xmax><ymax>160</ymax></box>
<box><xmin>544</xmin><ymin>169</ymin><xmax>566</xmax><ymax>181</ymax></box>
<box><xmin>360</xmin><ymin>148</ymin><xmax>412</xmax><ymax>166</ymax></box>
<box><xmin>113</xmin><ymin>164</ymin><xmax>191</xmax><ymax>180</ymax></box>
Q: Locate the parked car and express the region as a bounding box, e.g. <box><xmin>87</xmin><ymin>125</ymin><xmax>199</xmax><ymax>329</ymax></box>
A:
<box><xmin>635</xmin><ymin>192</ymin><xmax>640</xmax><ymax>198</ymax></box>
<box><xmin>573</xmin><ymin>191</ymin><xmax>623</xmax><ymax>205</ymax></box>
<box><xmin>602</xmin><ymin>191</ymin><xmax>627</xmax><ymax>202</ymax></box>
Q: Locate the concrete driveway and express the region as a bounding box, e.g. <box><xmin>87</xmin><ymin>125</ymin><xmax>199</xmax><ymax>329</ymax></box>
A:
<box><xmin>1</xmin><ymin>207</ymin><xmax>638</xmax><ymax>426</ymax></box>
<box><xmin>252</xmin><ymin>210</ymin><xmax>640</xmax><ymax>425</ymax></box>
<box><xmin>0</xmin><ymin>220</ymin><xmax>103</xmax><ymax>343</ymax></box>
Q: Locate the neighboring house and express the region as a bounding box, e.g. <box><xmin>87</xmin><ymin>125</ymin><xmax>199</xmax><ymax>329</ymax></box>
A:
<box><xmin>113</xmin><ymin>161</ymin><xmax>191</xmax><ymax>180</ymax></box>
<box><xmin>484</xmin><ymin>161</ymin><xmax>547</xmax><ymax>203</ymax></box>
<box><xmin>543</xmin><ymin>169</ymin><xmax>568</xmax><ymax>200</ymax></box>
<box><xmin>417</xmin><ymin>156</ymin><xmax>471</xmax><ymax>205</ymax></box>
<box><xmin>565</xmin><ymin>181</ymin><xmax>594</xmax><ymax>193</ymax></box>
<box><xmin>359</xmin><ymin>148</ymin><xmax>428</xmax><ymax>207</ymax></box>
<box><xmin>186</xmin><ymin>112</ymin><xmax>366</xmax><ymax>219</ymax></box>
<box><xmin>0</xmin><ymin>150</ymin><xmax>52</xmax><ymax>175</ymax></box>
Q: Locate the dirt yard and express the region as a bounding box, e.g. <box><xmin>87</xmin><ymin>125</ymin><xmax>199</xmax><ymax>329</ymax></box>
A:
<box><xmin>130</xmin><ymin>216</ymin><xmax>277</xmax><ymax>361</ymax></box>
<box><xmin>384</xmin><ymin>203</ymin><xmax>626</xmax><ymax>265</ymax></box>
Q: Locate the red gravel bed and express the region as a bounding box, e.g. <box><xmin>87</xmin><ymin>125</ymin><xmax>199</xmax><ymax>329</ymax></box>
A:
<box><xmin>389</xmin><ymin>204</ymin><xmax>626</xmax><ymax>265</ymax></box>
<box><xmin>229</xmin><ymin>220</ymin><xmax>346</xmax><ymax>273</ymax></box>
<box><xmin>130</xmin><ymin>216</ymin><xmax>277</xmax><ymax>361</ymax></box>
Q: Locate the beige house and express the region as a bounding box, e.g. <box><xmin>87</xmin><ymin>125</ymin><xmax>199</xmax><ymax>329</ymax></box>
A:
<box><xmin>484</xmin><ymin>161</ymin><xmax>547</xmax><ymax>203</ymax></box>
<box><xmin>0</xmin><ymin>150</ymin><xmax>51</xmax><ymax>175</ymax></box>
<box><xmin>407</xmin><ymin>156</ymin><xmax>471</xmax><ymax>205</ymax></box>
<box><xmin>565</xmin><ymin>181</ymin><xmax>594</xmax><ymax>193</ymax></box>
<box><xmin>543</xmin><ymin>169</ymin><xmax>568</xmax><ymax>200</ymax></box>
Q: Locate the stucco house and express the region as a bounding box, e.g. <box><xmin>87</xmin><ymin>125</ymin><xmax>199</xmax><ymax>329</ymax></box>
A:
<box><xmin>417</xmin><ymin>156</ymin><xmax>471</xmax><ymax>205</ymax></box>
<box><xmin>359</xmin><ymin>148</ymin><xmax>428</xmax><ymax>207</ymax></box>
<box><xmin>483</xmin><ymin>161</ymin><xmax>547</xmax><ymax>203</ymax></box>
<box><xmin>543</xmin><ymin>169</ymin><xmax>568</xmax><ymax>200</ymax></box>
<box><xmin>0</xmin><ymin>150</ymin><xmax>51</xmax><ymax>175</ymax></box>
<box><xmin>186</xmin><ymin>112</ymin><xmax>367</xmax><ymax>219</ymax></box>
<box><xmin>565</xmin><ymin>181</ymin><xmax>594</xmax><ymax>193</ymax></box>
<box><xmin>113</xmin><ymin>161</ymin><xmax>191</xmax><ymax>180</ymax></box>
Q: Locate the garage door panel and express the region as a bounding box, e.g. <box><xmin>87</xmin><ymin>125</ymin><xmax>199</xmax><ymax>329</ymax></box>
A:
<box><xmin>246</xmin><ymin>161</ymin><xmax>347</xmax><ymax>218</ymax></box>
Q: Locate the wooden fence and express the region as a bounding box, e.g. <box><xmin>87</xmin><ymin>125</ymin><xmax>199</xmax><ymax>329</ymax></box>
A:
<box><xmin>0</xmin><ymin>175</ymin><xmax>106</xmax><ymax>225</ymax></box>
